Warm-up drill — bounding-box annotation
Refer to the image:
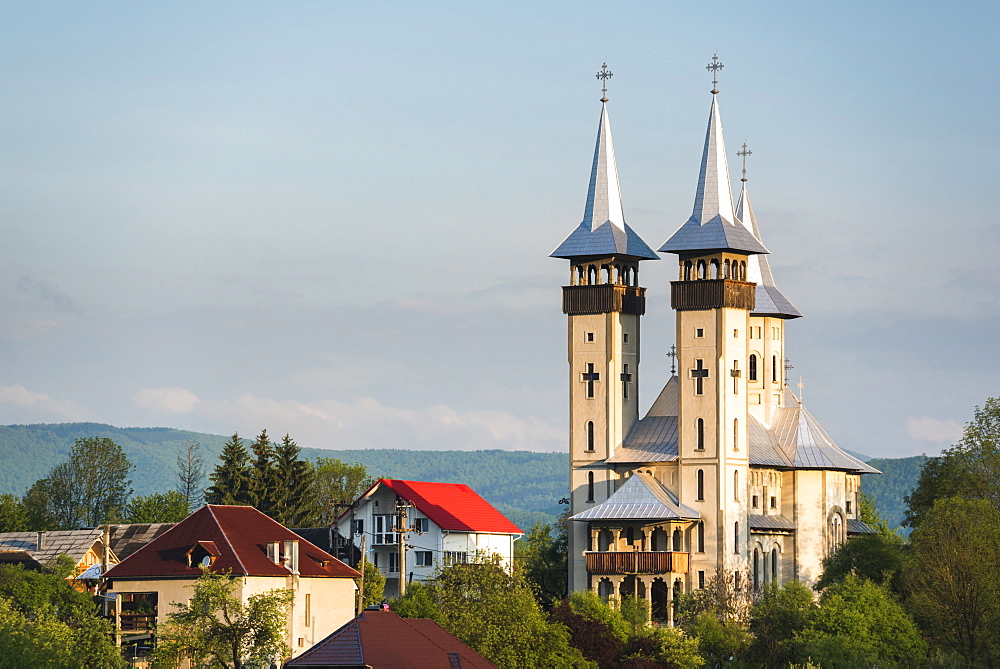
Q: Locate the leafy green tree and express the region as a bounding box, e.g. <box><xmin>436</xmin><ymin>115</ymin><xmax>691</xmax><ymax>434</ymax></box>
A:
<box><xmin>22</xmin><ymin>479</ymin><xmax>56</xmax><ymax>530</ymax></box>
<box><xmin>747</xmin><ymin>580</ymin><xmax>817</xmax><ymax>665</ymax></box>
<box><xmin>566</xmin><ymin>590</ymin><xmax>630</xmax><ymax>640</ymax></box>
<box><xmin>124</xmin><ymin>490</ymin><xmax>190</xmax><ymax>523</ymax></box>
<box><xmin>551</xmin><ymin>598</ymin><xmax>624</xmax><ymax>667</ymax></box>
<box><xmin>791</xmin><ymin>574</ymin><xmax>926</xmax><ymax>667</ymax></box>
<box><xmin>905</xmin><ymin>496</ymin><xmax>1000</xmax><ymax>664</ymax></box>
<box><xmin>175</xmin><ymin>439</ymin><xmax>205</xmax><ymax>512</ymax></box>
<box><xmin>644</xmin><ymin>626</ymin><xmax>703</xmax><ymax>669</ymax></box>
<box><xmin>689</xmin><ymin>613</ymin><xmax>751</xmax><ymax>666</ymax></box>
<box><xmin>619</xmin><ymin>594</ymin><xmax>650</xmax><ymax>636</ymax></box>
<box><xmin>23</xmin><ymin>437</ymin><xmax>133</xmax><ymax>529</ymax></box>
<box><xmin>392</xmin><ymin>556</ymin><xmax>592</xmax><ymax>668</ymax></box>
<box><xmin>312</xmin><ymin>457</ymin><xmax>375</xmax><ymax>525</ymax></box>
<box><xmin>359</xmin><ymin>559</ymin><xmax>385</xmax><ymax>609</ymax></box>
<box><xmin>814</xmin><ymin>532</ymin><xmax>906</xmax><ymax>593</ymax></box>
<box><xmin>270</xmin><ymin>434</ymin><xmax>319</xmax><ymax>527</ymax></box>
<box><xmin>205</xmin><ymin>433</ymin><xmax>252</xmax><ymax>506</ymax></box>
<box><xmin>150</xmin><ymin>569</ymin><xmax>294</xmax><ymax>669</ymax></box>
<box><xmin>905</xmin><ymin>396</ymin><xmax>1000</xmax><ymax>528</ymax></box>
<box><xmin>515</xmin><ymin>516</ymin><xmax>567</xmax><ymax>606</ymax></box>
<box><xmin>0</xmin><ymin>494</ymin><xmax>29</xmax><ymax>532</ymax></box>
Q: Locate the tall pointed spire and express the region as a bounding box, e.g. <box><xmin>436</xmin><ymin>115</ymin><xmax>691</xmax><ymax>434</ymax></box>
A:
<box><xmin>659</xmin><ymin>56</ymin><xmax>768</xmax><ymax>256</ymax></box>
<box><xmin>551</xmin><ymin>64</ymin><xmax>657</xmax><ymax>260</ymax></box>
<box><xmin>734</xmin><ymin>146</ymin><xmax>802</xmax><ymax>318</ymax></box>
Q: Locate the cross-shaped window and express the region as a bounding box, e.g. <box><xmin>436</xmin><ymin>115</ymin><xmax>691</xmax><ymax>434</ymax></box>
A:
<box><xmin>731</xmin><ymin>361</ymin><xmax>741</xmax><ymax>394</ymax></box>
<box><xmin>620</xmin><ymin>364</ymin><xmax>632</xmax><ymax>400</ymax></box>
<box><xmin>690</xmin><ymin>359</ymin><xmax>709</xmax><ymax>395</ymax></box>
<box><xmin>582</xmin><ymin>363</ymin><xmax>600</xmax><ymax>398</ymax></box>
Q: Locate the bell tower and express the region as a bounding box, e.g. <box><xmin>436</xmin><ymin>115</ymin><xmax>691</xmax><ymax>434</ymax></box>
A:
<box><xmin>658</xmin><ymin>56</ymin><xmax>769</xmax><ymax>578</ymax></box>
<box><xmin>551</xmin><ymin>64</ymin><xmax>658</xmax><ymax>592</ymax></box>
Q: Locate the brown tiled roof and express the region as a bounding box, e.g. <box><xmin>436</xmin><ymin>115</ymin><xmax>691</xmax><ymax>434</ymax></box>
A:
<box><xmin>286</xmin><ymin>610</ymin><xmax>495</xmax><ymax>668</ymax></box>
<box><xmin>0</xmin><ymin>529</ymin><xmax>105</xmax><ymax>566</ymax></box>
<box><xmin>105</xmin><ymin>505</ymin><xmax>359</xmax><ymax>580</ymax></box>
<box><xmin>110</xmin><ymin>523</ymin><xmax>176</xmax><ymax>561</ymax></box>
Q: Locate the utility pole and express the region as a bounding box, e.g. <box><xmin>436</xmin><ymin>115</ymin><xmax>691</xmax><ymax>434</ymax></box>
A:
<box><xmin>356</xmin><ymin>534</ymin><xmax>366</xmax><ymax>615</ymax></box>
<box><xmin>393</xmin><ymin>501</ymin><xmax>412</xmax><ymax>597</ymax></box>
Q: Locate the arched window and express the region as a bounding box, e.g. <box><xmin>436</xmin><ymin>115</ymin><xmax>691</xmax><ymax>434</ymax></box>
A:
<box><xmin>696</xmin><ymin>469</ymin><xmax>705</xmax><ymax>501</ymax></box>
<box><xmin>753</xmin><ymin>548</ymin><xmax>760</xmax><ymax>589</ymax></box>
<box><xmin>586</xmin><ymin>421</ymin><xmax>595</xmax><ymax>452</ymax></box>
<box><xmin>773</xmin><ymin>355</ymin><xmax>778</xmax><ymax>383</ymax></box>
<box><xmin>697</xmin><ymin>522</ymin><xmax>705</xmax><ymax>552</ymax></box>
<box><xmin>588</xmin><ymin>265</ymin><xmax>597</xmax><ymax>285</ymax></box>
<box><xmin>587</xmin><ymin>471</ymin><xmax>595</xmax><ymax>502</ymax></box>
<box><xmin>672</xmin><ymin>528</ymin><xmax>682</xmax><ymax>551</ymax></box>
<box><xmin>724</xmin><ymin>259</ymin><xmax>731</xmax><ymax>278</ymax></box>
<box><xmin>684</xmin><ymin>261</ymin><xmax>692</xmax><ymax>281</ymax></box>
<box><xmin>697</xmin><ymin>260</ymin><xmax>706</xmax><ymax>280</ymax></box>
<box><xmin>749</xmin><ymin>354</ymin><xmax>758</xmax><ymax>381</ymax></box>
<box><xmin>771</xmin><ymin>548</ymin><xmax>779</xmax><ymax>583</ymax></box>
<box><xmin>625</xmin><ymin>527</ymin><xmax>635</xmax><ymax>546</ymax></box>
<box><xmin>710</xmin><ymin>259</ymin><xmax>720</xmax><ymax>279</ymax></box>
<box><xmin>734</xmin><ymin>470</ymin><xmax>739</xmax><ymax>501</ymax></box>
<box><xmin>696</xmin><ymin>418</ymin><xmax>705</xmax><ymax>450</ymax></box>
<box><xmin>734</xmin><ymin>418</ymin><xmax>739</xmax><ymax>451</ymax></box>
<box><xmin>740</xmin><ymin>261</ymin><xmax>747</xmax><ymax>280</ymax></box>
<box><xmin>734</xmin><ymin>522</ymin><xmax>740</xmax><ymax>554</ymax></box>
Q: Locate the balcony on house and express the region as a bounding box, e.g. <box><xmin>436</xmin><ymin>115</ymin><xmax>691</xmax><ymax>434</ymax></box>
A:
<box><xmin>585</xmin><ymin>549</ymin><xmax>689</xmax><ymax>575</ymax></box>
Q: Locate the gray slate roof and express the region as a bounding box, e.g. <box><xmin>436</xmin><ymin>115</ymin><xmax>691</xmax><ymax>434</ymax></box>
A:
<box><xmin>659</xmin><ymin>95</ymin><xmax>769</xmax><ymax>256</ymax></box>
<box><xmin>551</xmin><ymin>102</ymin><xmax>658</xmax><ymax>260</ymax></box>
<box><xmin>0</xmin><ymin>529</ymin><xmax>106</xmax><ymax>566</ymax></box>
<box><xmin>608</xmin><ymin>378</ymin><xmax>679</xmax><ymax>464</ymax></box>
<box><xmin>768</xmin><ymin>391</ymin><xmax>880</xmax><ymax>473</ymax></box>
<box><xmin>847</xmin><ymin>519</ymin><xmax>877</xmax><ymax>535</ymax></box>
<box><xmin>110</xmin><ymin>523</ymin><xmax>176</xmax><ymax>561</ymax></box>
<box><xmin>571</xmin><ymin>472</ymin><xmax>700</xmax><ymax>522</ymax></box>
<box><xmin>735</xmin><ymin>185</ymin><xmax>801</xmax><ymax>319</ymax></box>
<box><xmin>748</xmin><ymin>514</ymin><xmax>796</xmax><ymax>531</ymax></box>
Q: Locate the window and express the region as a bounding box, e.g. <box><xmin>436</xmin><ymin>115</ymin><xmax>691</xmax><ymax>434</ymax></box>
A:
<box><xmin>697</xmin><ymin>522</ymin><xmax>705</xmax><ymax>552</ymax></box>
<box><xmin>695</xmin><ymin>328</ymin><xmax>704</xmax><ymax>338</ymax></box>
<box><xmin>352</xmin><ymin>519</ymin><xmax>364</xmax><ymax>535</ymax></box>
<box><xmin>772</xmin><ymin>326</ymin><xmax>781</xmax><ymax>340</ymax></box>
<box><xmin>621</xmin><ymin>363</ymin><xmax>631</xmax><ymax>400</ymax></box>
<box><xmin>413</xmin><ymin>518</ymin><xmax>429</xmax><ymax>533</ymax></box>
<box><xmin>698</xmin><ymin>570</ymin><xmax>706</xmax><ymax>589</ymax></box>
<box><xmin>696</xmin><ymin>418</ymin><xmax>705</xmax><ymax>450</ymax></box>
<box><xmin>415</xmin><ymin>551</ymin><xmax>433</xmax><ymax>567</ymax></box>
<box><xmin>734</xmin><ymin>470</ymin><xmax>739</xmax><ymax>501</ymax></box>
<box><xmin>846</xmin><ymin>500</ymin><xmax>852</xmax><ymax>514</ymax></box>
<box><xmin>388</xmin><ymin>551</ymin><xmax>399</xmax><ymax>573</ymax></box>
<box><xmin>696</xmin><ymin>470</ymin><xmax>704</xmax><ymax>501</ymax></box>
<box><xmin>374</xmin><ymin>515</ymin><xmax>396</xmax><ymax>544</ymax></box>
<box><xmin>586</xmin><ymin>421</ymin><xmax>595</xmax><ymax>452</ymax></box>
<box><xmin>772</xmin><ymin>355</ymin><xmax>778</xmax><ymax>383</ymax></box>
<box><xmin>749</xmin><ymin>354</ymin><xmax>758</xmax><ymax>381</ymax></box>
<box><xmin>734</xmin><ymin>419</ymin><xmax>739</xmax><ymax>451</ymax></box>
<box><xmin>587</xmin><ymin>472</ymin><xmax>595</xmax><ymax>503</ymax></box>
<box><xmin>733</xmin><ymin>329</ymin><xmax>739</xmax><ymax>338</ymax></box>
<box><xmin>444</xmin><ymin>551</ymin><xmax>468</xmax><ymax>567</ymax></box>
<box><xmin>586</xmin><ymin>332</ymin><xmax>595</xmax><ymax>342</ymax></box>
<box><xmin>752</xmin><ymin>495</ymin><xmax>759</xmax><ymax>508</ymax></box>
<box><xmin>583</xmin><ymin>363</ymin><xmax>599</xmax><ymax>399</ymax></box>
<box><xmin>770</xmin><ymin>496</ymin><xmax>777</xmax><ymax>509</ymax></box>
<box><xmin>625</xmin><ymin>527</ymin><xmax>635</xmax><ymax>546</ymax></box>
<box><xmin>305</xmin><ymin>594</ymin><xmax>311</xmax><ymax>627</ymax></box>
<box><xmin>623</xmin><ymin>333</ymin><xmax>629</xmax><ymax>344</ymax></box>
<box><xmin>734</xmin><ymin>522</ymin><xmax>740</xmax><ymax>553</ymax></box>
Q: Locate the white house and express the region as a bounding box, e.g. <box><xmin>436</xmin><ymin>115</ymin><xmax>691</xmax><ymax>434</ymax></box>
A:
<box><xmin>337</xmin><ymin>479</ymin><xmax>522</xmax><ymax>597</ymax></box>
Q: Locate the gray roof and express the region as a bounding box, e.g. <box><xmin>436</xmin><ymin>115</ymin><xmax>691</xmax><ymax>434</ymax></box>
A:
<box><xmin>749</xmin><ymin>514</ymin><xmax>796</xmax><ymax>531</ymax></box>
<box><xmin>551</xmin><ymin>102</ymin><xmax>657</xmax><ymax>260</ymax></box>
<box><xmin>110</xmin><ymin>523</ymin><xmax>176</xmax><ymax>561</ymax></box>
<box><xmin>735</xmin><ymin>186</ymin><xmax>801</xmax><ymax>319</ymax></box>
<box><xmin>659</xmin><ymin>95</ymin><xmax>769</xmax><ymax>256</ymax></box>
<box><xmin>571</xmin><ymin>472</ymin><xmax>700</xmax><ymax>522</ymax></box>
<box><xmin>0</xmin><ymin>529</ymin><xmax>107</xmax><ymax>566</ymax></box>
<box><xmin>847</xmin><ymin>519</ymin><xmax>877</xmax><ymax>535</ymax></box>
<box><xmin>608</xmin><ymin>416</ymin><xmax>679</xmax><ymax>463</ymax></box>
<box><xmin>747</xmin><ymin>414</ymin><xmax>793</xmax><ymax>467</ymax></box>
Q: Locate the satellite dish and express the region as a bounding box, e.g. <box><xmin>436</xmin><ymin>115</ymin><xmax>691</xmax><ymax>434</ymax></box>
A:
<box><xmin>201</xmin><ymin>556</ymin><xmax>212</xmax><ymax>567</ymax></box>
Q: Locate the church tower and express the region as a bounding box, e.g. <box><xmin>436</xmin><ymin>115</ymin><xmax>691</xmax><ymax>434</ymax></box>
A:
<box><xmin>658</xmin><ymin>57</ymin><xmax>768</xmax><ymax>579</ymax></box>
<box><xmin>551</xmin><ymin>64</ymin><xmax>658</xmax><ymax>592</ymax></box>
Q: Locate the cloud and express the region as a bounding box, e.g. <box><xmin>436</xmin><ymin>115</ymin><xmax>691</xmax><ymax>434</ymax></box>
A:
<box><xmin>15</xmin><ymin>275</ymin><xmax>78</xmax><ymax>313</ymax></box>
<box><xmin>134</xmin><ymin>387</ymin><xmax>201</xmax><ymax>414</ymax></box>
<box><xmin>0</xmin><ymin>384</ymin><xmax>92</xmax><ymax>421</ymax></box>
<box><xmin>906</xmin><ymin>416</ymin><xmax>963</xmax><ymax>444</ymax></box>
<box><xmin>0</xmin><ymin>317</ymin><xmax>64</xmax><ymax>339</ymax></box>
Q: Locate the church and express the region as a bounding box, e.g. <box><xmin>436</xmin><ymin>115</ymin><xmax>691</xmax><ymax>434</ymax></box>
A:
<box><xmin>551</xmin><ymin>60</ymin><xmax>878</xmax><ymax>624</ymax></box>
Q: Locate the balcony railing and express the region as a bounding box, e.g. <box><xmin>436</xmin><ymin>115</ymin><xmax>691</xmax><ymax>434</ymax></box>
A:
<box><xmin>119</xmin><ymin>613</ymin><xmax>156</xmax><ymax>632</ymax></box>
<box><xmin>585</xmin><ymin>551</ymin><xmax>689</xmax><ymax>575</ymax></box>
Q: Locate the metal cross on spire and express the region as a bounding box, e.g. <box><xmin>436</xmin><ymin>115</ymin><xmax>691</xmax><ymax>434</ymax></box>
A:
<box><xmin>738</xmin><ymin>142</ymin><xmax>752</xmax><ymax>183</ymax></box>
<box><xmin>796</xmin><ymin>376</ymin><xmax>805</xmax><ymax>404</ymax></box>
<box><xmin>596</xmin><ymin>62</ymin><xmax>613</xmax><ymax>102</ymax></box>
<box><xmin>666</xmin><ymin>345</ymin><xmax>677</xmax><ymax>375</ymax></box>
<box><xmin>706</xmin><ymin>53</ymin><xmax>723</xmax><ymax>94</ymax></box>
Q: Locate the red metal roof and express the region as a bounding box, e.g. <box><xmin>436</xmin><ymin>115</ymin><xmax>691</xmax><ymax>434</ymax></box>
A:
<box><xmin>105</xmin><ymin>505</ymin><xmax>359</xmax><ymax>580</ymax></box>
<box><xmin>286</xmin><ymin>610</ymin><xmax>495</xmax><ymax>668</ymax></box>
<box><xmin>376</xmin><ymin>480</ymin><xmax>521</xmax><ymax>534</ymax></box>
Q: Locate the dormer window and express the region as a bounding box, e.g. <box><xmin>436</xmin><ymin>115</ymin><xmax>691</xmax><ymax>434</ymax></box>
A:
<box><xmin>186</xmin><ymin>541</ymin><xmax>221</xmax><ymax>568</ymax></box>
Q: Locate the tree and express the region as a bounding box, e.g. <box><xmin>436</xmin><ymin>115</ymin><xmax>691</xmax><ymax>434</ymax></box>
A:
<box><xmin>676</xmin><ymin>570</ymin><xmax>755</xmax><ymax>665</ymax></box>
<box><xmin>392</xmin><ymin>556</ymin><xmax>592</xmax><ymax>668</ymax></box>
<box><xmin>747</xmin><ymin>580</ymin><xmax>817</xmax><ymax>665</ymax></box>
<box><xmin>175</xmin><ymin>439</ymin><xmax>205</xmax><ymax>512</ymax></box>
<box><xmin>814</xmin><ymin>532</ymin><xmax>905</xmax><ymax>593</ymax></box>
<box><xmin>0</xmin><ymin>494</ymin><xmax>29</xmax><ymax>532</ymax></box>
<box><xmin>247</xmin><ymin>430</ymin><xmax>277</xmax><ymax>516</ymax></box>
<box><xmin>205</xmin><ymin>434</ymin><xmax>251</xmax><ymax>506</ymax></box>
<box><xmin>515</xmin><ymin>516</ymin><xmax>568</xmax><ymax>606</ymax></box>
<box><xmin>124</xmin><ymin>491</ymin><xmax>190</xmax><ymax>523</ymax></box>
<box><xmin>23</xmin><ymin>437</ymin><xmax>133</xmax><ymax>529</ymax></box>
<box><xmin>22</xmin><ymin>479</ymin><xmax>56</xmax><ymax>531</ymax></box>
<box><xmin>359</xmin><ymin>559</ymin><xmax>385</xmax><ymax>609</ymax></box>
<box><xmin>905</xmin><ymin>396</ymin><xmax>1000</xmax><ymax>528</ymax></box>
<box><xmin>905</xmin><ymin>496</ymin><xmax>1000</xmax><ymax>664</ymax></box>
<box><xmin>312</xmin><ymin>457</ymin><xmax>375</xmax><ymax>525</ymax></box>
<box><xmin>270</xmin><ymin>434</ymin><xmax>319</xmax><ymax>527</ymax></box>
<box><xmin>149</xmin><ymin>569</ymin><xmax>294</xmax><ymax>669</ymax></box>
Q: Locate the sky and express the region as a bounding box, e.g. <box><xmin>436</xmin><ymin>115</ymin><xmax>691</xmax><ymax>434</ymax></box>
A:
<box><xmin>1</xmin><ymin>1</ymin><xmax>998</xmax><ymax>459</ymax></box>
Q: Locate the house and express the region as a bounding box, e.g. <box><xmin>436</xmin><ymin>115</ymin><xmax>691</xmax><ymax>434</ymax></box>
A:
<box><xmin>0</xmin><ymin>529</ymin><xmax>118</xmax><ymax>589</ymax></box>
<box><xmin>284</xmin><ymin>610</ymin><xmax>495</xmax><ymax>669</ymax></box>
<box><xmin>110</xmin><ymin>522</ymin><xmax>175</xmax><ymax>561</ymax></box>
<box><xmin>550</xmin><ymin>61</ymin><xmax>879</xmax><ymax>623</ymax></box>
<box><xmin>103</xmin><ymin>505</ymin><xmax>360</xmax><ymax>660</ymax></box>
<box><xmin>336</xmin><ymin>479</ymin><xmax>522</xmax><ymax>597</ymax></box>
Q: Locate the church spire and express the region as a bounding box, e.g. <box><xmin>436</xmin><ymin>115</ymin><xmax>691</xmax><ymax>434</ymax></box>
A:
<box><xmin>659</xmin><ymin>56</ymin><xmax>768</xmax><ymax>256</ymax></box>
<box><xmin>734</xmin><ymin>146</ymin><xmax>802</xmax><ymax>318</ymax></box>
<box><xmin>551</xmin><ymin>64</ymin><xmax>657</xmax><ymax>260</ymax></box>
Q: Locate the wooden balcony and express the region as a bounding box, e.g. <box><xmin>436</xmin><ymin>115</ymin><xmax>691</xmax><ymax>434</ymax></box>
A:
<box><xmin>585</xmin><ymin>551</ymin><xmax>689</xmax><ymax>575</ymax></box>
<box><xmin>119</xmin><ymin>613</ymin><xmax>156</xmax><ymax>633</ymax></box>
<box><xmin>562</xmin><ymin>284</ymin><xmax>646</xmax><ymax>316</ymax></box>
<box><xmin>671</xmin><ymin>279</ymin><xmax>755</xmax><ymax>311</ymax></box>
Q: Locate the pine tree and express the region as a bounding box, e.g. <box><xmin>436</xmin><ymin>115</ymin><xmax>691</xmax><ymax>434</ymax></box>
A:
<box><xmin>205</xmin><ymin>434</ymin><xmax>251</xmax><ymax>506</ymax></box>
<box><xmin>271</xmin><ymin>434</ymin><xmax>320</xmax><ymax>527</ymax></box>
<box><xmin>175</xmin><ymin>440</ymin><xmax>206</xmax><ymax>512</ymax></box>
<box><xmin>247</xmin><ymin>430</ymin><xmax>277</xmax><ymax>516</ymax></box>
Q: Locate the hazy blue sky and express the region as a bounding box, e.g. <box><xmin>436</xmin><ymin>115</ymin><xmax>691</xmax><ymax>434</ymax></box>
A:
<box><xmin>1</xmin><ymin>1</ymin><xmax>997</xmax><ymax>459</ymax></box>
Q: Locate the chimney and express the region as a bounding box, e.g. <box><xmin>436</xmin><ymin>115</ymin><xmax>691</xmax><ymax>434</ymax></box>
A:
<box><xmin>36</xmin><ymin>531</ymin><xmax>45</xmax><ymax>551</ymax></box>
<box><xmin>284</xmin><ymin>540</ymin><xmax>300</xmax><ymax>575</ymax></box>
<box><xmin>103</xmin><ymin>525</ymin><xmax>112</xmax><ymax>573</ymax></box>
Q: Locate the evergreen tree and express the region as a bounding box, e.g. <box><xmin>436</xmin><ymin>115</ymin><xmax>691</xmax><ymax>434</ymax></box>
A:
<box><xmin>175</xmin><ymin>439</ymin><xmax>205</xmax><ymax>512</ymax></box>
<box><xmin>247</xmin><ymin>430</ymin><xmax>277</xmax><ymax>516</ymax></box>
<box><xmin>270</xmin><ymin>434</ymin><xmax>319</xmax><ymax>527</ymax></box>
<box><xmin>205</xmin><ymin>434</ymin><xmax>252</xmax><ymax>506</ymax></box>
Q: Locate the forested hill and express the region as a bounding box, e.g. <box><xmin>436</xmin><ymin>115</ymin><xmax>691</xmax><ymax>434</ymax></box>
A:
<box><xmin>0</xmin><ymin>422</ymin><xmax>925</xmax><ymax>532</ymax></box>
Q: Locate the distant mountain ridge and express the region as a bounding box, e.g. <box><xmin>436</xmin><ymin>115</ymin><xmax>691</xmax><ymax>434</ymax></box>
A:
<box><xmin>0</xmin><ymin>423</ymin><xmax>923</xmax><ymax>532</ymax></box>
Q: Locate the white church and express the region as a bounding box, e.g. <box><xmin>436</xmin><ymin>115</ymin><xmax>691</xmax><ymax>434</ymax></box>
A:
<box><xmin>551</xmin><ymin>60</ymin><xmax>879</xmax><ymax>624</ymax></box>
